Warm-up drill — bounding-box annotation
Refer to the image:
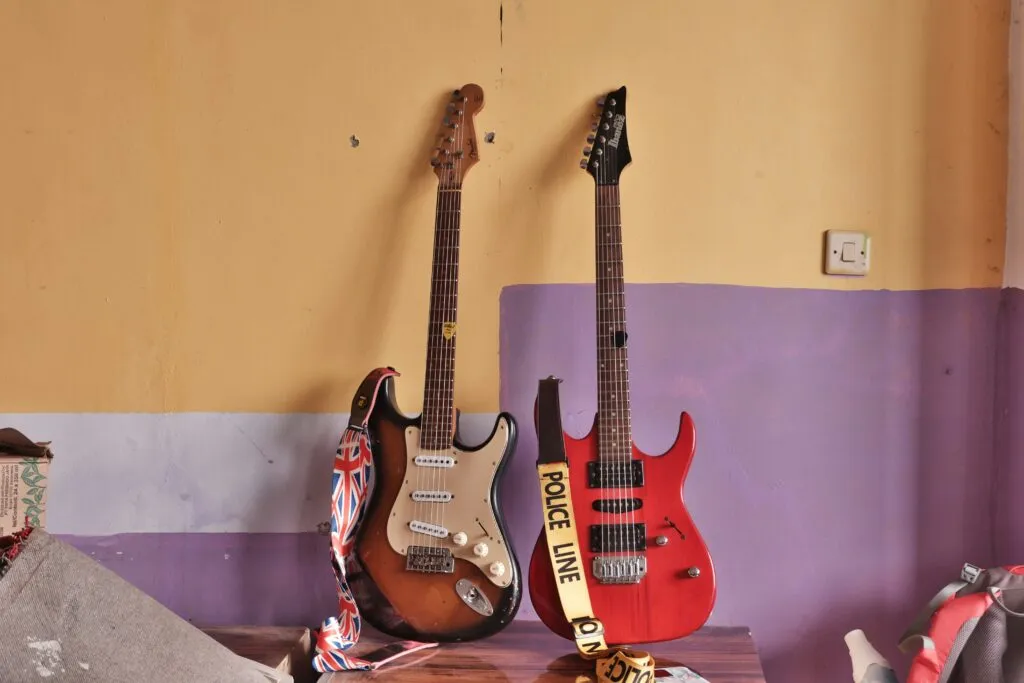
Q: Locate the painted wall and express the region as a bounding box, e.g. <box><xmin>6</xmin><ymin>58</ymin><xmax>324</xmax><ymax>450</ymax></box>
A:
<box><xmin>1004</xmin><ymin>0</ymin><xmax>1024</xmax><ymax>288</ymax></box>
<box><xmin>0</xmin><ymin>2</ymin><xmax>1015</xmax><ymax>683</ymax></box>
<box><xmin>0</xmin><ymin>0</ymin><xmax>1009</xmax><ymax>415</ymax></box>
<box><xmin>995</xmin><ymin>0</ymin><xmax>1024</xmax><ymax>563</ymax></box>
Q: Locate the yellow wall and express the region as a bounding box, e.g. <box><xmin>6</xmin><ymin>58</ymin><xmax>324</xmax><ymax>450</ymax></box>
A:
<box><xmin>0</xmin><ymin>0</ymin><xmax>1010</xmax><ymax>414</ymax></box>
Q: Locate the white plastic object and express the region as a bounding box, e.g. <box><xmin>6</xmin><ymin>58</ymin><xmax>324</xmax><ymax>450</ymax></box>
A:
<box><xmin>825</xmin><ymin>230</ymin><xmax>871</xmax><ymax>275</ymax></box>
<box><xmin>845</xmin><ymin>629</ymin><xmax>898</xmax><ymax>683</ymax></box>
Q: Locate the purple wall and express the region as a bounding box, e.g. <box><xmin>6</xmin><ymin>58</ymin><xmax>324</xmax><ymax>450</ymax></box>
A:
<box><xmin>62</xmin><ymin>533</ymin><xmax>336</xmax><ymax>627</ymax></box>
<box><xmin>498</xmin><ymin>283</ymin><xmax>1001</xmax><ymax>683</ymax></box>
<box><xmin>995</xmin><ymin>287</ymin><xmax>1024</xmax><ymax>562</ymax></box>
<box><xmin>52</xmin><ymin>283</ymin><xmax>1021</xmax><ymax>683</ymax></box>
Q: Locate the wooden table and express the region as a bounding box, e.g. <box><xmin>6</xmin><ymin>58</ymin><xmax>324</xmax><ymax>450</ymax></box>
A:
<box><xmin>318</xmin><ymin>621</ymin><xmax>766</xmax><ymax>682</ymax></box>
<box><xmin>202</xmin><ymin>626</ymin><xmax>315</xmax><ymax>683</ymax></box>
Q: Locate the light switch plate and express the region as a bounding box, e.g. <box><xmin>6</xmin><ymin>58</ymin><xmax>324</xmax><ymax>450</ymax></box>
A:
<box><xmin>824</xmin><ymin>230</ymin><xmax>870</xmax><ymax>275</ymax></box>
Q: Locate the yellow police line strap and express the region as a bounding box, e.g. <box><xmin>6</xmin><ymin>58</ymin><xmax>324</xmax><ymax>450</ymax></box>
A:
<box><xmin>538</xmin><ymin>461</ymin><xmax>656</xmax><ymax>683</ymax></box>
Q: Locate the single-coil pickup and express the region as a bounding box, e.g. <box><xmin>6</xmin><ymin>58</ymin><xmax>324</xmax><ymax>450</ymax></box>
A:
<box><xmin>414</xmin><ymin>454</ymin><xmax>455</xmax><ymax>468</ymax></box>
<box><xmin>409</xmin><ymin>520</ymin><xmax>449</xmax><ymax>538</ymax></box>
<box><xmin>411</xmin><ymin>490</ymin><xmax>453</xmax><ymax>503</ymax></box>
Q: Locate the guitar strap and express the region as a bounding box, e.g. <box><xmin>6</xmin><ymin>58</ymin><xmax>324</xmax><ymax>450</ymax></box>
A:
<box><xmin>535</xmin><ymin>376</ymin><xmax>657</xmax><ymax>683</ymax></box>
<box><xmin>312</xmin><ymin>367</ymin><xmax>438</xmax><ymax>673</ymax></box>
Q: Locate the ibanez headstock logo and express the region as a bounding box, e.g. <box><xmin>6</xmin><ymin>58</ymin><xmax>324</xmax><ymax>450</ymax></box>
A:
<box><xmin>608</xmin><ymin>114</ymin><xmax>626</xmax><ymax>149</ymax></box>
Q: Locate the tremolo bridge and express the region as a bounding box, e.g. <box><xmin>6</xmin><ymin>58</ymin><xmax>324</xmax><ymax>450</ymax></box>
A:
<box><xmin>592</xmin><ymin>555</ymin><xmax>647</xmax><ymax>584</ymax></box>
<box><xmin>406</xmin><ymin>545</ymin><xmax>455</xmax><ymax>574</ymax></box>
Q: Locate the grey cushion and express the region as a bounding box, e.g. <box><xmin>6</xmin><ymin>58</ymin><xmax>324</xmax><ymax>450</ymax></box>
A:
<box><xmin>0</xmin><ymin>529</ymin><xmax>290</xmax><ymax>682</ymax></box>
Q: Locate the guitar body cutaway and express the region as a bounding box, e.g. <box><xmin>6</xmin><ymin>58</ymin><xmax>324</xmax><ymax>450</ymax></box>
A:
<box><xmin>527</xmin><ymin>411</ymin><xmax>716</xmax><ymax>646</ymax></box>
<box><xmin>350</xmin><ymin>375</ymin><xmax>523</xmax><ymax>642</ymax></box>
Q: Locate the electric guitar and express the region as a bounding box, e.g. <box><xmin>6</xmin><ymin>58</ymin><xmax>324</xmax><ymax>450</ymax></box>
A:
<box><xmin>349</xmin><ymin>85</ymin><xmax>522</xmax><ymax>642</ymax></box>
<box><xmin>527</xmin><ymin>86</ymin><xmax>717</xmax><ymax>645</ymax></box>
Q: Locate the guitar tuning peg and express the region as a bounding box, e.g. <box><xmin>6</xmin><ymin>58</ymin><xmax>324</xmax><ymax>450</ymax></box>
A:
<box><xmin>583</xmin><ymin>146</ymin><xmax>592</xmax><ymax>156</ymax></box>
<box><xmin>597</xmin><ymin>98</ymin><xmax>605</xmax><ymax>107</ymax></box>
<box><xmin>586</xmin><ymin>135</ymin><xmax>596</xmax><ymax>143</ymax></box>
<box><xmin>591</xmin><ymin>123</ymin><xmax>599</xmax><ymax>132</ymax></box>
<box><xmin>579</xmin><ymin>159</ymin><xmax>588</xmax><ymax>169</ymax></box>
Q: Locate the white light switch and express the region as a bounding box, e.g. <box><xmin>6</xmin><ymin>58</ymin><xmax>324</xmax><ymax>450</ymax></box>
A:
<box><xmin>824</xmin><ymin>230</ymin><xmax>870</xmax><ymax>276</ymax></box>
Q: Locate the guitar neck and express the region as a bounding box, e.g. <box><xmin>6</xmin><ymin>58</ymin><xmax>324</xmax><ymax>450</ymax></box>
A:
<box><xmin>420</xmin><ymin>184</ymin><xmax>462</xmax><ymax>451</ymax></box>
<box><xmin>594</xmin><ymin>183</ymin><xmax>633</xmax><ymax>463</ymax></box>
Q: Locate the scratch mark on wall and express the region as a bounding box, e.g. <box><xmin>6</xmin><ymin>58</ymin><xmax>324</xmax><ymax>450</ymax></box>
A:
<box><xmin>234</xmin><ymin>424</ymin><xmax>270</xmax><ymax>461</ymax></box>
<box><xmin>499</xmin><ymin>3</ymin><xmax>503</xmax><ymax>46</ymax></box>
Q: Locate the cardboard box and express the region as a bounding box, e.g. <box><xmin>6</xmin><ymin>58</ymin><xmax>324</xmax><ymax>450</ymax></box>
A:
<box><xmin>0</xmin><ymin>428</ymin><xmax>54</xmax><ymax>536</ymax></box>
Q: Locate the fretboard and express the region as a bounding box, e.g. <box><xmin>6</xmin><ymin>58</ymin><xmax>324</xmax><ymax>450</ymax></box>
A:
<box><xmin>419</xmin><ymin>186</ymin><xmax>461</xmax><ymax>451</ymax></box>
<box><xmin>595</xmin><ymin>184</ymin><xmax>633</xmax><ymax>463</ymax></box>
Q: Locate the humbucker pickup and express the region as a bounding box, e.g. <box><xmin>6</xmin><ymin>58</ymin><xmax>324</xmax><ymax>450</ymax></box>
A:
<box><xmin>592</xmin><ymin>498</ymin><xmax>642</xmax><ymax>514</ymax></box>
<box><xmin>589</xmin><ymin>523</ymin><xmax>647</xmax><ymax>553</ymax></box>
<box><xmin>586</xmin><ymin>460</ymin><xmax>644</xmax><ymax>488</ymax></box>
<box><xmin>406</xmin><ymin>545</ymin><xmax>455</xmax><ymax>574</ymax></box>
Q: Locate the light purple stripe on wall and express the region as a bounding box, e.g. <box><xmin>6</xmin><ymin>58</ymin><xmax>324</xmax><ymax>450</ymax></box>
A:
<box><xmin>498</xmin><ymin>283</ymin><xmax>1002</xmax><ymax>683</ymax></box>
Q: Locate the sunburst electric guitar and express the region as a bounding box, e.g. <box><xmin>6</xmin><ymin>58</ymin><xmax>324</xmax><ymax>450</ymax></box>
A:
<box><xmin>349</xmin><ymin>85</ymin><xmax>522</xmax><ymax>642</ymax></box>
<box><xmin>527</xmin><ymin>86</ymin><xmax>717</xmax><ymax>645</ymax></box>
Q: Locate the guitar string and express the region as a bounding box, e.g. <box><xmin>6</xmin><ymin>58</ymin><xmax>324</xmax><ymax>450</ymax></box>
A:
<box><xmin>609</xmin><ymin>104</ymin><xmax>639</xmax><ymax>608</ymax></box>
<box><xmin>425</xmin><ymin>101</ymin><xmax>452</xmax><ymax>554</ymax></box>
<box><xmin>610</xmin><ymin>101</ymin><xmax>642</xmax><ymax>622</ymax></box>
<box><xmin>613</xmin><ymin>174</ymin><xmax>640</xmax><ymax>620</ymax></box>
<box><xmin>430</xmin><ymin>107</ymin><xmax>448</xmax><ymax>552</ymax></box>
<box><xmin>419</xmin><ymin>141</ymin><xmax>439</xmax><ymax>553</ymax></box>
<box><xmin>440</xmin><ymin>95</ymin><xmax>465</xmax><ymax>551</ymax></box>
<box><xmin>422</xmin><ymin>122</ymin><xmax>443</xmax><ymax>554</ymax></box>
<box><xmin>433</xmin><ymin>98</ymin><xmax>456</xmax><ymax>551</ymax></box>
<box><xmin>596</xmin><ymin>106</ymin><xmax>611</xmax><ymax>565</ymax></box>
<box><xmin>603</xmin><ymin>105</ymin><xmax>622</xmax><ymax>569</ymax></box>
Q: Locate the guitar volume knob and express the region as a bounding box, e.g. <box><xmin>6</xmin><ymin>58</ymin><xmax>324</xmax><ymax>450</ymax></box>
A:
<box><xmin>473</xmin><ymin>542</ymin><xmax>489</xmax><ymax>557</ymax></box>
<box><xmin>489</xmin><ymin>561</ymin><xmax>505</xmax><ymax>577</ymax></box>
<box><xmin>452</xmin><ymin>532</ymin><xmax>467</xmax><ymax>546</ymax></box>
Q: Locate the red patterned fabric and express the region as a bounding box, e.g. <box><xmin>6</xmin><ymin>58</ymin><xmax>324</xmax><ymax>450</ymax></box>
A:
<box><xmin>312</xmin><ymin>368</ymin><xmax>436</xmax><ymax>673</ymax></box>
<box><xmin>0</xmin><ymin>524</ymin><xmax>34</xmax><ymax>580</ymax></box>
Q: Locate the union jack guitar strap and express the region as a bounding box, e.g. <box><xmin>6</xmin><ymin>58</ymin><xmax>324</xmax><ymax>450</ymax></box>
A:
<box><xmin>312</xmin><ymin>367</ymin><xmax>437</xmax><ymax>673</ymax></box>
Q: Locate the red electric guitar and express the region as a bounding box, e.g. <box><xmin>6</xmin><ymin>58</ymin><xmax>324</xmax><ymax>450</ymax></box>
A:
<box><xmin>527</xmin><ymin>86</ymin><xmax>717</xmax><ymax>646</ymax></box>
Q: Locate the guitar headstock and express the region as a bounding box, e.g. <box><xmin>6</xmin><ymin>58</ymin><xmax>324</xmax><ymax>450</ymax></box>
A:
<box><xmin>430</xmin><ymin>84</ymin><xmax>485</xmax><ymax>187</ymax></box>
<box><xmin>580</xmin><ymin>86</ymin><xmax>630</xmax><ymax>185</ymax></box>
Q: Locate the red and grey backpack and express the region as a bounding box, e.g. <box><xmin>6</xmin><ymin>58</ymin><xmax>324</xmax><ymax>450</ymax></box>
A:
<box><xmin>899</xmin><ymin>563</ymin><xmax>1024</xmax><ymax>683</ymax></box>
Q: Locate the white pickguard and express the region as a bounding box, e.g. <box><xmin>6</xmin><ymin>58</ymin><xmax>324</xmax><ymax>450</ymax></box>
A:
<box><xmin>385</xmin><ymin>416</ymin><xmax>514</xmax><ymax>588</ymax></box>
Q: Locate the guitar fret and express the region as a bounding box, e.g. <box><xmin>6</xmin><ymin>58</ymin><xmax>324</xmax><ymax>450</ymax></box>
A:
<box><xmin>420</xmin><ymin>186</ymin><xmax>463</xmax><ymax>450</ymax></box>
<box><xmin>593</xmin><ymin>184</ymin><xmax>632</xmax><ymax>463</ymax></box>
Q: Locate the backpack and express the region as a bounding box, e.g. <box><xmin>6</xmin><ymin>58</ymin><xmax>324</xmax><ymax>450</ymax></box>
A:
<box><xmin>899</xmin><ymin>563</ymin><xmax>1024</xmax><ymax>683</ymax></box>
